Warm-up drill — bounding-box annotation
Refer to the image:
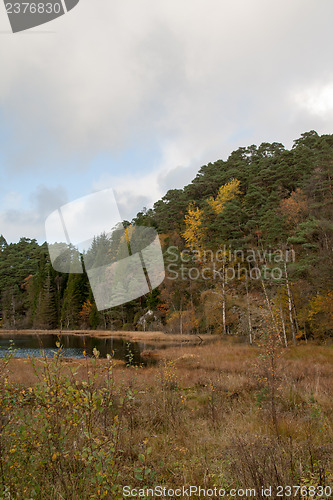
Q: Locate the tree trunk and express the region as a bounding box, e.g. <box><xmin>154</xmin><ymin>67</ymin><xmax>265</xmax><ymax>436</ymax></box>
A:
<box><xmin>245</xmin><ymin>274</ymin><xmax>253</xmax><ymax>344</ymax></box>
<box><xmin>284</xmin><ymin>260</ymin><xmax>296</xmax><ymax>345</ymax></box>
<box><xmin>222</xmin><ymin>262</ymin><xmax>226</xmax><ymax>335</ymax></box>
<box><xmin>278</xmin><ymin>292</ymin><xmax>288</xmax><ymax>348</ymax></box>
<box><xmin>11</xmin><ymin>294</ymin><xmax>16</xmax><ymax>328</ymax></box>
<box><xmin>254</xmin><ymin>255</ymin><xmax>282</xmax><ymax>345</ymax></box>
<box><xmin>179</xmin><ymin>298</ymin><xmax>183</xmax><ymax>335</ymax></box>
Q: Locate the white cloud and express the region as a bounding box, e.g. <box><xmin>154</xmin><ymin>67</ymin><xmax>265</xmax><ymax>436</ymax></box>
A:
<box><xmin>0</xmin><ymin>191</ymin><xmax>23</xmax><ymax>210</ymax></box>
<box><xmin>93</xmin><ymin>170</ymin><xmax>161</xmax><ymax>221</ymax></box>
<box><xmin>0</xmin><ymin>209</ymin><xmax>44</xmax><ymax>242</ymax></box>
<box><xmin>293</xmin><ymin>82</ymin><xmax>333</xmax><ymax>117</ymax></box>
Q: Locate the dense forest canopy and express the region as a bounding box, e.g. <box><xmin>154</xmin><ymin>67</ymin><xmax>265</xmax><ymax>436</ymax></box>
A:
<box><xmin>1</xmin><ymin>130</ymin><xmax>332</xmax><ymax>341</ymax></box>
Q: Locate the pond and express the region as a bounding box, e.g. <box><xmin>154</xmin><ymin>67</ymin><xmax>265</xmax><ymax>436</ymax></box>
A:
<box><xmin>0</xmin><ymin>333</ymin><xmax>167</xmax><ymax>364</ymax></box>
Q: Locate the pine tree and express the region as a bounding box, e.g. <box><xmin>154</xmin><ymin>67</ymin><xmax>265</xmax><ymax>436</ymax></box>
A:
<box><xmin>61</xmin><ymin>273</ymin><xmax>88</xmax><ymax>329</ymax></box>
<box><xmin>36</xmin><ymin>268</ymin><xmax>58</xmax><ymax>329</ymax></box>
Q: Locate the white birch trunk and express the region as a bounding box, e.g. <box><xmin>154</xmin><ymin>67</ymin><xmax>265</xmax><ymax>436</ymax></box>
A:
<box><xmin>284</xmin><ymin>260</ymin><xmax>296</xmax><ymax>345</ymax></box>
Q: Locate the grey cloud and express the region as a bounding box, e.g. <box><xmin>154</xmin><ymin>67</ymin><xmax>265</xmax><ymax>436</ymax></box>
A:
<box><xmin>0</xmin><ymin>185</ymin><xmax>68</xmax><ymax>242</ymax></box>
<box><xmin>30</xmin><ymin>185</ymin><xmax>68</xmax><ymax>219</ymax></box>
<box><xmin>158</xmin><ymin>164</ymin><xmax>200</xmax><ymax>194</ymax></box>
<box><xmin>1</xmin><ymin>0</ymin><xmax>333</xmax><ymax>244</ymax></box>
<box><xmin>1</xmin><ymin>0</ymin><xmax>333</xmax><ymax>173</ymax></box>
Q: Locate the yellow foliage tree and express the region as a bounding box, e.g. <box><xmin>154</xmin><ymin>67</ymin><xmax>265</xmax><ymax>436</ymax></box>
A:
<box><xmin>117</xmin><ymin>224</ymin><xmax>134</xmax><ymax>258</ymax></box>
<box><xmin>79</xmin><ymin>299</ymin><xmax>93</xmax><ymax>327</ymax></box>
<box><xmin>207</xmin><ymin>178</ymin><xmax>241</xmax><ymax>214</ymax></box>
<box><xmin>201</xmin><ymin>290</ymin><xmax>224</xmax><ymax>333</ymax></box>
<box><xmin>166</xmin><ymin>309</ymin><xmax>200</xmax><ymax>334</ymax></box>
<box><xmin>182</xmin><ymin>203</ymin><xmax>205</xmax><ymax>250</ymax></box>
<box><xmin>182</xmin><ymin>179</ymin><xmax>241</xmax><ymax>250</ymax></box>
<box><xmin>307</xmin><ymin>291</ymin><xmax>333</xmax><ymax>338</ymax></box>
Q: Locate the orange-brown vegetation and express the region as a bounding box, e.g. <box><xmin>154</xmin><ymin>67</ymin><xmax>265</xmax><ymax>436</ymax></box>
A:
<box><xmin>1</xmin><ymin>339</ymin><xmax>332</xmax><ymax>498</ymax></box>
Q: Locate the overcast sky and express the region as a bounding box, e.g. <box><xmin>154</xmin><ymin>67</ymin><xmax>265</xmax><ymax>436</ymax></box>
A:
<box><xmin>1</xmin><ymin>0</ymin><xmax>333</xmax><ymax>243</ymax></box>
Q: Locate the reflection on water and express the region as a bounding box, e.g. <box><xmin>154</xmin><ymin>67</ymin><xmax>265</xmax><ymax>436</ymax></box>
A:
<box><xmin>0</xmin><ymin>333</ymin><xmax>164</xmax><ymax>364</ymax></box>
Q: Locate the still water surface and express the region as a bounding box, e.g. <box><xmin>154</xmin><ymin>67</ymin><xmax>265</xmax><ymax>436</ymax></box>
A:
<box><xmin>0</xmin><ymin>333</ymin><xmax>166</xmax><ymax>364</ymax></box>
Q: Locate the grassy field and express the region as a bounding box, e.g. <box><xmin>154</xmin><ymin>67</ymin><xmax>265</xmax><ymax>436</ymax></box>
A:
<box><xmin>0</xmin><ymin>338</ymin><xmax>332</xmax><ymax>499</ymax></box>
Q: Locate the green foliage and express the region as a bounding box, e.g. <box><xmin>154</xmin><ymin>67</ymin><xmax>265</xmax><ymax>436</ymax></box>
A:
<box><xmin>0</xmin><ymin>130</ymin><xmax>332</xmax><ymax>337</ymax></box>
<box><xmin>0</xmin><ymin>346</ymin><xmax>155</xmax><ymax>498</ymax></box>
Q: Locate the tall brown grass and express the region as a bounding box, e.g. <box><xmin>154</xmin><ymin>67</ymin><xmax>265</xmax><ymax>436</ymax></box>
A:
<box><xmin>0</xmin><ymin>339</ymin><xmax>332</xmax><ymax>498</ymax></box>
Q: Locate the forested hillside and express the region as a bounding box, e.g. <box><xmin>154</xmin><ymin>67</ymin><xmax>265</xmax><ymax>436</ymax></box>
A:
<box><xmin>1</xmin><ymin>130</ymin><xmax>332</xmax><ymax>341</ymax></box>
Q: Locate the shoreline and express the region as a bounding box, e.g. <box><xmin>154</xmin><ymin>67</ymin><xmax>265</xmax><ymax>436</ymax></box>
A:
<box><xmin>0</xmin><ymin>329</ymin><xmax>220</xmax><ymax>343</ymax></box>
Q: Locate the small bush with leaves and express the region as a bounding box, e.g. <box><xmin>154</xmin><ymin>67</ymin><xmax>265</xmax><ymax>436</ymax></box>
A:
<box><xmin>0</xmin><ymin>345</ymin><xmax>143</xmax><ymax>499</ymax></box>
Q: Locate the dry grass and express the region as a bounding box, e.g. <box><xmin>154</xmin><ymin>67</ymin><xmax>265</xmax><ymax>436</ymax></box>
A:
<box><xmin>1</xmin><ymin>340</ymin><xmax>333</xmax><ymax>498</ymax></box>
<box><xmin>0</xmin><ymin>329</ymin><xmax>220</xmax><ymax>342</ymax></box>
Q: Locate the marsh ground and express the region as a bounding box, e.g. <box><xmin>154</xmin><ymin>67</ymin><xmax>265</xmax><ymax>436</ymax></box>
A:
<box><xmin>1</xmin><ymin>339</ymin><xmax>332</xmax><ymax>499</ymax></box>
